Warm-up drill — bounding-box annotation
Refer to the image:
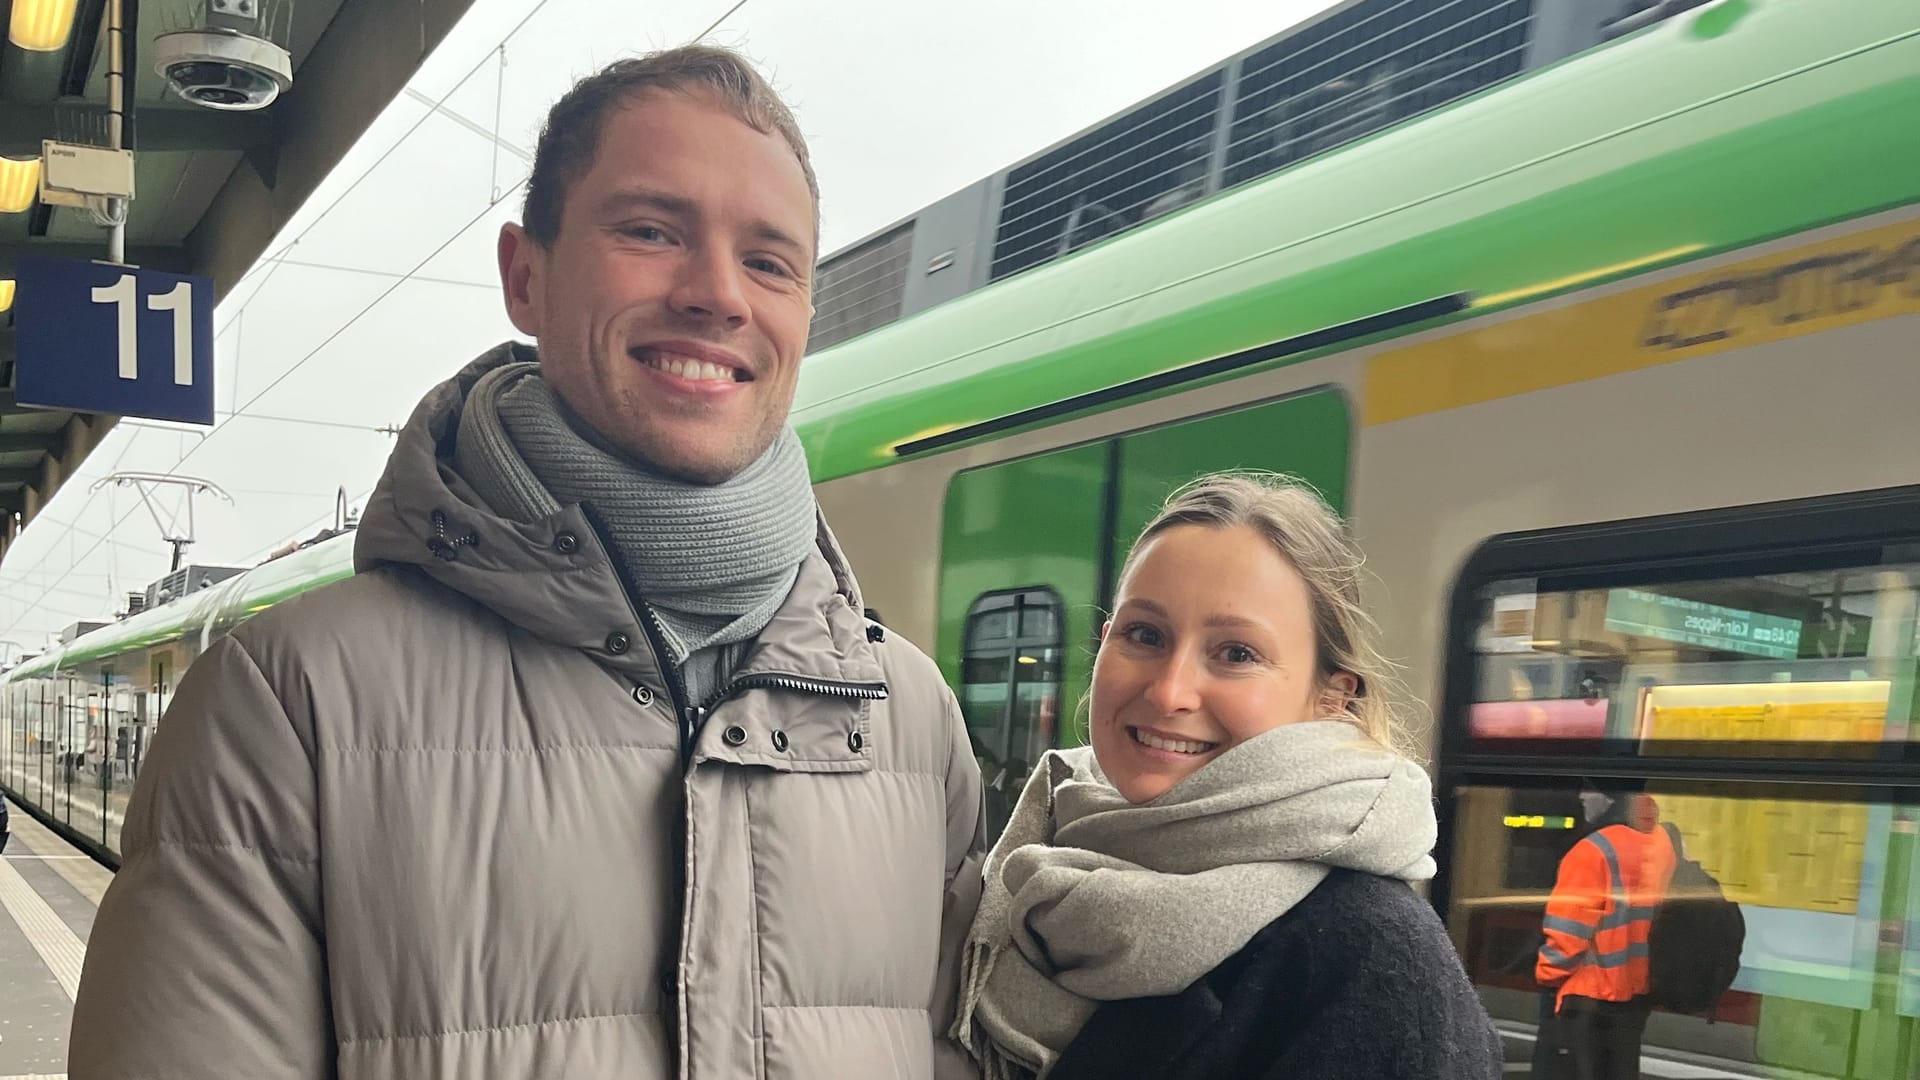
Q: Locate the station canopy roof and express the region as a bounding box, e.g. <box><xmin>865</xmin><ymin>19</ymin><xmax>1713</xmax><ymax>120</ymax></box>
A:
<box><xmin>0</xmin><ymin>0</ymin><xmax>475</xmax><ymax>560</ymax></box>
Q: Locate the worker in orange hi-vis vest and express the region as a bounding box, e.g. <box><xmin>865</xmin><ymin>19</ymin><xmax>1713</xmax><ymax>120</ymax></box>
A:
<box><xmin>1536</xmin><ymin>782</ymin><xmax>1678</xmax><ymax>1080</ymax></box>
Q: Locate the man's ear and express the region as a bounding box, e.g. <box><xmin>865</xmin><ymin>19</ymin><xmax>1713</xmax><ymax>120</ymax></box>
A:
<box><xmin>498</xmin><ymin>223</ymin><xmax>544</xmax><ymax>337</ymax></box>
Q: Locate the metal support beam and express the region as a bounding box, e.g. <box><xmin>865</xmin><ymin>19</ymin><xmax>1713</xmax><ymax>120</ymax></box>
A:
<box><xmin>58</xmin><ymin>0</ymin><xmax>111</xmax><ymax>97</ymax></box>
<box><xmin>36</xmin><ymin>438</ymin><xmax>62</xmax><ymax>504</ymax></box>
<box><xmin>0</xmin><ymin>434</ymin><xmax>63</xmax><ymax>455</ymax></box>
<box><xmin>57</xmin><ymin>413</ymin><xmax>99</xmax><ymax>480</ymax></box>
<box><xmin>0</xmin><ymin>242</ymin><xmax>190</xmax><ymax>274</ymax></box>
<box><xmin>0</xmin><ymin>102</ymin><xmax>276</xmax><ymax>155</ymax></box>
<box><xmin>0</xmin><ymin>46</ymin><xmax>68</xmax><ymax>107</ymax></box>
<box><xmin>1</xmin><ymin>413</ymin><xmax>114</xmax><ymax>544</ymax></box>
<box><xmin>0</xmin><ymin>0</ymin><xmax>86</xmax><ymax>107</ymax></box>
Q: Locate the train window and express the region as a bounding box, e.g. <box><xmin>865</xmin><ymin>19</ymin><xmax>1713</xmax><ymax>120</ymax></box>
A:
<box><xmin>1448</xmin><ymin>779</ymin><xmax>1920</xmax><ymax>1079</ymax></box>
<box><xmin>1442</xmin><ymin>488</ymin><xmax>1920</xmax><ymax>1078</ymax></box>
<box><xmin>959</xmin><ymin>589</ymin><xmax>1064</xmax><ymax>838</ymax></box>
<box><xmin>1465</xmin><ymin>563</ymin><xmax>1920</xmax><ymax>753</ymax></box>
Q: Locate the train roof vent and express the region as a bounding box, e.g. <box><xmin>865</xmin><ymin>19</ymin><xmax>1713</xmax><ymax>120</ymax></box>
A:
<box><xmin>808</xmin><ymin>222</ymin><xmax>916</xmax><ymax>353</ymax></box>
<box><xmin>1598</xmin><ymin>0</ymin><xmax>1714</xmax><ymax>41</ymax></box>
<box><xmin>143</xmin><ymin>564</ymin><xmax>246</xmax><ymax>610</ymax></box>
<box><xmin>1225</xmin><ymin>0</ymin><xmax>1536</xmax><ymax>190</ymax></box>
<box><xmin>61</xmin><ymin>620</ymin><xmax>110</xmax><ymax>644</ymax></box>
<box><xmin>989</xmin><ymin>69</ymin><xmax>1225</xmax><ymax>284</ymax></box>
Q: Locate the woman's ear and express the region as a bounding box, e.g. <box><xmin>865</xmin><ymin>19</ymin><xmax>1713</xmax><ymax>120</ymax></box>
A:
<box><xmin>1320</xmin><ymin>671</ymin><xmax>1360</xmax><ymax>716</ymax></box>
<box><xmin>1099</xmin><ymin>620</ymin><xmax>1112</xmax><ymax>641</ymax></box>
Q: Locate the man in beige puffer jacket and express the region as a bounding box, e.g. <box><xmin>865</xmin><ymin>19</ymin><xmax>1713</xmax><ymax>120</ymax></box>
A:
<box><xmin>69</xmin><ymin>45</ymin><xmax>985</xmax><ymax>1080</ymax></box>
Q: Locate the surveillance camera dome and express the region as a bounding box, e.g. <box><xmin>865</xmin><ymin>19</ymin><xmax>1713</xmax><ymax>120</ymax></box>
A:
<box><xmin>152</xmin><ymin>27</ymin><xmax>292</xmax><ymax>111</ymax></box>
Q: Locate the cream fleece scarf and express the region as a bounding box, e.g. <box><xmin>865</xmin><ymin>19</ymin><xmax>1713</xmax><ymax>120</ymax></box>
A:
<box><xmin>953</xmin><ymin>720</ymin><xmax>1438</xmax><ymax>1079</ymax></box>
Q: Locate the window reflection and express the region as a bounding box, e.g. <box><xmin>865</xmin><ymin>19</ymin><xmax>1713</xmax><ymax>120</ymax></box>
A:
<box><xmin>1470</xmin><ymin>564</ymin><xmax>1920</xmax><ymax>750</ymax></box>
<box><xmin>1448</xmin><ymin>783</ymin><xmax>1920</xmax><ymax>1078</ymax></box>
<box><xmin>960</xmin><ymin>589</ymin><xmax>1065</xmax><ymax>839</ymax></box>
<box><xmin>0</xmin><ymin>658</ymin><xmax>164</xmax><ymax>857</ymax></box>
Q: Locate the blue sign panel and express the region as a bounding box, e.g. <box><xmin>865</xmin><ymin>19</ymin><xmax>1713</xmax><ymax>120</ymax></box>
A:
<box><xmin>13</xmin><ymin>255</ymin><xmax>215</xmax><ymax>425</ymax></box>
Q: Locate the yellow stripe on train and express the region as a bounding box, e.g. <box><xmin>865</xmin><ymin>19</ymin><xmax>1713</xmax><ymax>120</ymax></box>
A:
<box><xmin>1363</xmin><ymin>218</ymin><xmax>1920</xmax><ymax>426</ymax></box>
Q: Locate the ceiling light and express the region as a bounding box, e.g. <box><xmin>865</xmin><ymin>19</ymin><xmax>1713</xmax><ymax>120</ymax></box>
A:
<box><xmin>8</xmin><ymin>0</ymin><xmax>81</xmax><ymax>52</ymax></box>
<box><xmin>0</xmin><ymin>157</ymin><xmax>38</xmax><ymax>213</ymax></box>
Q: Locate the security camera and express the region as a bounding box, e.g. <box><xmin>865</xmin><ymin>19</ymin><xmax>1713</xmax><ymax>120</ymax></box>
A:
<box><xmin>153</xmin><ymin>27</ymin><xmax>292</xmax><ymax>111</ymax></box>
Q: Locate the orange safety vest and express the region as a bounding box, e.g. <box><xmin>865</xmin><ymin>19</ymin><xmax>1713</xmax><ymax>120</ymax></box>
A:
<box><xmin>1536</xmin><ymin>802</ymin><xmax>1678</xmax><ymax>1009</ymax></box>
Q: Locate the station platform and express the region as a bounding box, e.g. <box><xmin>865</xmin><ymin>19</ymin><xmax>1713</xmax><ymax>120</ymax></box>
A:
<box><xmin>0</xmin><ymin>797</ymin><xmax>110</xmax><ymax>1080</ymax></box>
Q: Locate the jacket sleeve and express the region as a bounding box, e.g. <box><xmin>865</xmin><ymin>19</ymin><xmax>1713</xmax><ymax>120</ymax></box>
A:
<box><xmin>70</xmin><ymin>635</ymin><xmax>332</xmax><ymax>1079</ymax></box>
<box><xmin>930</xmin><ymin>688</ymin><xmax>987</xmax><ymax>1080</ymax></box>
<box><xmin>1536</xmin><ymin>839</ymin><xmax>1606</xmax><ymax>987</ymax></box>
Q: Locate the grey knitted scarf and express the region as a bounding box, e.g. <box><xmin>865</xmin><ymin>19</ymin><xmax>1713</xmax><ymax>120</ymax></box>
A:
<box><xmin>452</xmin><ymin>361</ymin><xmax>816</xmax><ymax>664</ymax></box>
<box><xmin>952</xmin><ymin>720</ymin><xmax>1439</xmax><ymax>1080</ymax></box>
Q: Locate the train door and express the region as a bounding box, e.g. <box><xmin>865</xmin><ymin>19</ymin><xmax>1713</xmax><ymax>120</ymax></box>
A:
<box><xmin>941</xmin><ymin>444</ymin><xmax>1106</xmax><ymax>836</ymax></box>
<box><xmin>938</xmin><ymin>387</ymin><xmax>1351</xmax><ymax>838</ymax></box>
<box><xmin>142</xmin><ymin>651</ymin><xmax>170</xmax><ymax>777</ymax></box>
<box><xmin>100</xmin><ymin>668</ymin><xmax>125</xmax><ymax>850</ymax></box>
<box><xmin>52</xmin><ymin>677</ymin><xmax>75</xmax><ymax>825</ymax></box>
<box><xmin>30</xmin><ymin>682</ymin><xmax>48</xmax><ymax>808</ymax></box>
<box><xmin>0</xmin><ymin>684</ymin><xmax>11</xmax><ymax>789</ymax></box>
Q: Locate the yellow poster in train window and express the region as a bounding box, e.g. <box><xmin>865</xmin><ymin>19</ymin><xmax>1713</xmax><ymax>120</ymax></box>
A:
<box><xmin>1365</xmin><ymin>217</ymin><xmax>1920</xmax><ymax>425</ymax></box>
<box><xmin>1657</xmin><ymin>791</ymin><xmax>1868</xmax><ymax>915</ymax></box>
<box><xmin>1641</xmin><ymin>681</ymin><xmax>1891</xmax><ymax>915</ymax></box>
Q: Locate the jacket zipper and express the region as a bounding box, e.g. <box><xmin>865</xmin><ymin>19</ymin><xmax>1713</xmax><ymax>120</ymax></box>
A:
<box><xmin>576</xmin><ymin>502</ymin><xmax>698</xmax><ymax>767</ymax></box>
<box><xmin>637</xmin><ymin>603</ymin><xmax>699</xmax><ymax>770</ymax></box>
<box><xmin>578</xmin><ymin>501</ymin><xmax>732</xmax><ymax>1077</ymax></box>
<box><xmin>684</xmin><ymin>674</ymin><xmax>888</xmax><ymax>759</ymax></box>
<box><xmin>583</xmin><ymin>502</ymin><xmax>888</xmax><ymax>758</ymax></box>
<box><xmin>576</xmin><ymin>503</ymin><xmax>893</xmax><ymax>1077</ymax></box>
<box><xmin>699</xmin><ymin>672</ymin><xmax>889</xmax><ymax>715</ymax></box>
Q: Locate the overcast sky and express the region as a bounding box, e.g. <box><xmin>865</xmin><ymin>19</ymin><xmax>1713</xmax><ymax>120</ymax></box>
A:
<box><xmin>0</xmin><ymin>0</ymin><xmax>1342</xmax><ymax>650</ymax></box>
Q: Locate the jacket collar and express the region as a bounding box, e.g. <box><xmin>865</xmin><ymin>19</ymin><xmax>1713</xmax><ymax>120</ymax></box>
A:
<box><xmin>353</xmin><ymin>343</ymin><xmax>879</xmax><ymax>692</ymax></box>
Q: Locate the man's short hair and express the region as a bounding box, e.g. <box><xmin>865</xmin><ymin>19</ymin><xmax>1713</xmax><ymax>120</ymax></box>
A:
<box><xmin>521</xmin><ymin>45</ymin><xmax>819</xmax><ymax>249</ymax></box>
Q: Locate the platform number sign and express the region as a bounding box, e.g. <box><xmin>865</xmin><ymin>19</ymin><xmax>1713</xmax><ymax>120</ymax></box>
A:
<box><xmin>13</xmin><ymin>255</ymin><xmax>216</xmax><ymax>425</ymax></box>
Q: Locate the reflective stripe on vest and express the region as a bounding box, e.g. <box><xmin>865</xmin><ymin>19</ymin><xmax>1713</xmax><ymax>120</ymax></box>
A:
<box><xmin>1542</xmin><ymin>821</ymin><xmax>1675</xmax><ymax>1006</ymax></box>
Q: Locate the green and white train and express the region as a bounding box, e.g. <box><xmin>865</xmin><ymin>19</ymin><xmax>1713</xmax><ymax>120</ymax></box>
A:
<box><xmin>6</xmin><ymin>0</ymin><xmax>1919</xmax><ymax>1073</ymax></box>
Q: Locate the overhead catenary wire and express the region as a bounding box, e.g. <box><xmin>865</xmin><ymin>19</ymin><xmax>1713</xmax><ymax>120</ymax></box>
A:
<box><xmin>0</xmin><ymin>0</ymin><xmax>766</xmax><ymax>638</ymax></box>
<box><xmin>217</xmin><ymin>0</ymin><xmax>557</xmax><ymax>300</ymax></box>
<box><xmin>236</xmin><ymin>483</ymin><xmax>380</xmax><ymax>565</ymax></box>
<box><xmin>694</xmin><ymin>0</ymin><xmax>750</xmax><ymax>43</ymax></box>
<box><xmin>0</xmin><ymin>0</ymin><xmax>558</xmax><ymax>600</ymax></box>
<box><xmin>0</xmin><ymin>176</ymin><xmax>529</xmax><ymax>639</ymax></box>
<box><xmin>209</xmin><ymin>177</ymin><xmax>533</xmax><ymax>442</ymax></box>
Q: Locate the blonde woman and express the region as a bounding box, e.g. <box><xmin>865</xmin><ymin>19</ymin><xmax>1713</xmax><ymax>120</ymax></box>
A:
<box><xmin>954</xmin><ymin>473</ymin><xmax>1501</xmax><ymax>1080</ymax></box>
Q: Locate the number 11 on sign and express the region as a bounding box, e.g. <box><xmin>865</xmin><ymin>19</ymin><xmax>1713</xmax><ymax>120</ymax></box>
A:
<box><xmin>89</xmin><ymin>274</ymin><xmax>197</xmax><ymax>386</ymax></box>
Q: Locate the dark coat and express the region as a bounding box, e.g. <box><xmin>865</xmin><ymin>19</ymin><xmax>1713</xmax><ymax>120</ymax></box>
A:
<box><xmin>1047</xmin><ymin>868</ymin><xmax>1504</xmax><ymax>1080</ymax></box>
